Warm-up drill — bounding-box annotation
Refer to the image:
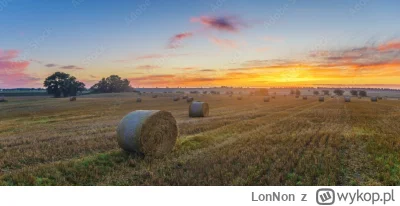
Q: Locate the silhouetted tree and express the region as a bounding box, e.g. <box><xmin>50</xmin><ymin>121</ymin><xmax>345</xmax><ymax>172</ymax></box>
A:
<box><xmin>322</xmin><ymin>90</ymin><xmax>330</xmax><ymax>95</ymax></box>
<box><xmin>333</xmin><ymin>89</ymin><xmax>345</xmax><ymax>96</ymax></box>
<box><xmin>90</xmin><ymin>75</ymin><xmax>131</xmax><ymax>93</ymax></box>
<box><xmin>350</xmin><ymin>90</ymin><xmax>358</xmax><ymax>96</ymax></box>
<box><xmin>359</xmin><ymin>90</ymin><xmax>367</xmax><ymax>97</ymax></box>
<box><xmin>44</xmin><ymin>72</ymin><xmax>85</xmax><ymax>98</ymax></box>
<box><xmin>255</xmin><ymin>88</ymin><xmax>268</xmax><ymax>96</ymax></box>
<box><xmin>295</xmin><ymin>89</ymin><xmax>301</xmax><ymax>96</ymax></box>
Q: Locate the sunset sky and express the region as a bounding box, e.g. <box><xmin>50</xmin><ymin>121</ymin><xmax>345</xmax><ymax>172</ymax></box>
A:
<box><xmin>1</xmin><ymin>0</ymin><xmax>400</xmax><ymax>89</ymax></box>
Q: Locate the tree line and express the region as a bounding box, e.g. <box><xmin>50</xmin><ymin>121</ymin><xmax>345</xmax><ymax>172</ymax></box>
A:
<box><xmin>43</xmin><ymin>72</ymin><xmax>133</xmax><ymax>98</ymax></box>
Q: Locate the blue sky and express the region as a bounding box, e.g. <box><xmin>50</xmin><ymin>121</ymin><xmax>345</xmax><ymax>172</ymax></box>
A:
<box><xmin>1</xmin><ymin>0</ymin><xmax>400</xmax><ymax>88</ymax></box>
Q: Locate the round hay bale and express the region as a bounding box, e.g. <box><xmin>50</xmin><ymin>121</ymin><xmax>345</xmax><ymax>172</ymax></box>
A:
<box><xmin>152</xmin><ymin>95</ymin><xmax>158</xmax><ymax>98</ymax></box>
<box><xmin>271</xmin><ymin>96</ymin><xmax>276</xmax><ymax>99</ymax></box>
<box><xmin>237</xmin><ymin>96</ymin><xmax>242</xmax><ymax>100</ymax></box>
<box><xmin>116</xmin><ymin>110</ymin><xmax>178</xmax><ymax>156</ymax></box>
<box><xmin>319</xmin><ymin>96</ymin><xmax>324</xmax><ymax>102</ymax></box>
<box><xmin>378</xmin><ymin>97</ymin><xmax>383</xmax><ymax>100</ymax></box>
<box><xmin>331</xmin><ymin>96</ymin><xmax>334</xmax><ymax>98</ymax></box>
<box><xmin>345</xmin><ymin>96</ymin><xmax>351</xmax><ymax>102</ymax></box>
<box><xmin>136</xmin><ymin>97</ymin><xmax>142</xmax><ymax>102</ymax></box>
<box><xmin>189</xmin><ymin>102</ymin><xmax>209</xmax><ymax>117</ymax></box>
<box><xmin>182</xmin><ymin>95</ymin><xmax>188</xmax><ymax>99</ymax></box>
<box><xmin>303</xmin><ymin>96</ymin><xmax>308</xmax><ymax>100</ymax></box>
<box><xmin>371</xmin><ymin>97</ymin><xmax>378</xmax><ymax>102</ymax></box>
<box><xmin>0</xmin><ymin>96</ymin><xmax>7</xmax><ymax>102</ymax></box>
<box><xmin>358</xmin><ymin>96</ymin><xmax>362</xmax><ymax>99</ymax></box>
<box><xmin>70</xmin><ymin>96</ymin><xmax>77</xmax><ymax>101</ymax></box>
<box><xmin>186</xmin><ymin>97</ymin><xmax>194</xmax><ymax>103</ymax></box>
<box><xmin>264</xmin><ymin>96</ymin><xmax>270</xmax><ymax>102</ymax></box>
<box><xmin>173</xmin><ymin>96</ymin><xmax>180</xmax><ymax>101</ymax></box>
<box><xmin>295</xmin><ymin>95</ymin><xmax>299</xmax><ymax>98</ymax></box>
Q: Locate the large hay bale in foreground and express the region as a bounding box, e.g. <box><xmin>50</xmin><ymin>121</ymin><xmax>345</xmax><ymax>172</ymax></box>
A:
<box><xmin>189</xmin><ymin>102</ymin><xmax>209</xmax><ymax>117</ymax></box>
<box><xmin>173</xmin><ymin>96</ymin><xmax>180</xmax><ymax>101</ymax></box>
<box><xmin>136</xmin><ymin>97</ymin><xmax>142</xmax><ymax>102</ymax></box>
<box><xmin>186</xmin><ymin>97</ymin><xmax>194</xmax><ymax>103</ymax></box>
<box><xmin>264</xmin><ymin>96</ymin><xmax>270</xmax><ymax>102</ymax></box>
<box><xmin>303</xmin><ymin>96</ymin><xmax>308</xmax><ymax>100</ymax></box>
<box><xmin>371</xmin><ymin>97</ymin><xmax>378</xmax><ymax>102</ymax></box>
<box><xmin>319</xmin><ymin>96</ymin><xmax>324</xmax><ymax>102</ymax></box>
<box><xmin>117</xmin><ymin>110</ymin><xmax>178</xmax><ymax>156</ymax></box>
<box><xmin>237</xmin><ymin>96</ymin><xmax>242</xmax><ymax>100</ymax></box>
<box><xmin>70</xmin><ymin>96</ymin><xmax>76</xmax><ymax>101</ymax></box>
<box><xmin>345</xmin><ymin>96</ymin><xmax>351</xmax><ymax>102</ymax></box>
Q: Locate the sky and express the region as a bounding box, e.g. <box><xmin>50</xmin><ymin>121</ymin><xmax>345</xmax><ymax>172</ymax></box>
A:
<box><xmin>1</xmin><ymin>0</ymin><xmax>400</xmax><ymax>89</ymax></box>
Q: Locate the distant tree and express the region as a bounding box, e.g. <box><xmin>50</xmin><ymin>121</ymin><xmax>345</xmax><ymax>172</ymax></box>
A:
<box><xmin>90</xmin><ymin>75</ymin><xmax>131</xmax><ymax>93</ymax></box>
<box><xmin>350</xmin><ymin>90</ymin><xmax>358</xmax><ymax>96</ymax></box>
<box><xmin>295</xmin><ymin>89</ymin><xmax>301</xmax><ymax>96</ymax></box>
<box><xmin>313</xmin><ymin>91</ymin><xmax>320</xmax><ymax>96</ymax></box>
<box><xmin>359</xmin><ymin>90</ymin><xmax>367</xmax><ymax>97</ymax></box>
<box><xmin>322</xmin><ymin>90</ymin><xmax>330</xmax><ymax>95</ymax></box>
<box><xmin>333</xmin><ymin>89</ymin><xmax>345</xmax><ymax>96</ymax></box>
<box><xmin>255</xmin><ymin>88</ymin><xmax>268</xmax><ymax>96</ymax></box>
<box><xmin>44</xmin><ymin>72</ymin><xmax>85</xmax><ymax>98</ymax></box>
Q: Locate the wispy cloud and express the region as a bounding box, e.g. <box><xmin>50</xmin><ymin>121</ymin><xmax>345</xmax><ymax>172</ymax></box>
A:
<box><xmin>136</xmin><ymin>65</ymin><xmax>161</xmax><ymax>70</ymax></box>
<box><xmin>377</xmin><ymin>40</ymin><xmax>400</xmax><ymax>52</ymax></box>
<box><xmin>45</xmin><ymin>63</ymin><xmax>57</xmax><ymax>67</ymax></box>
<box><xmin>167</xmin><ymin>32</ymin><xmax>193</xmax><ymax>49</ymax></box>
<box><xmin>0</xmin><ymin>49</ymin><xmax>40</xmax><ymax>88</ymax></box>
<box><xmin>191</xmin><ymin>15</ymin><xmax>247</xmax><ymax>32</ymax></box>
<box><xmin>60</xmin><ymin>65</ymin><xmax>84</xmax><ymax>70</ymax></box>
<box><xmin>0</xmin><ymin>49</ymin><xmax>19</xmax><ymax>61</ymax></box>
<box><xmin>209</xmin><ymin>37</ymin><xmax>238</xmax><ymax>48</ymax></box>
<box><xmin>199</xmin><ymin>69</ymin><xmax>216</xmax><ymax>72</ymax></box>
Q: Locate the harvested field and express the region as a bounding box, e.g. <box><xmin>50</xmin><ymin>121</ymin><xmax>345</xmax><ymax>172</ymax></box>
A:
<box><xmin>0</xmin><ymin>93</ymin><xmax>400</xmax><ymax>186</ymax></box>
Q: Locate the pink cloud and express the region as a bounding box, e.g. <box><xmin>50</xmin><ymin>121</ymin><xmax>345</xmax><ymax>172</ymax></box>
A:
<box><xmin>191</xmin><ymin>16</ymin><xmax>246</xmax><ymax>32</ymax></box>
<box><xmin>0</xmin><ymin>49</ymin><xmax>19</xmax><ymax>60</ymax></box>
<box><xmin>0</xmin><ymin>49</ymin><xmax>40</xmax><ymax>88</ymax></box>
<box><xmin>377</xmin><ymin>40</ymin><xmax>400</xmax><ymax>52</ymax></box>
<box><xmin>168</xmin><ymin>32</ymin><xmax>193</xmax><ymax>48</ymax></box>
<box><xmin>209</xmin><ymin>37</ymin><xmax>238</xmax><ymax>48</ymax></box>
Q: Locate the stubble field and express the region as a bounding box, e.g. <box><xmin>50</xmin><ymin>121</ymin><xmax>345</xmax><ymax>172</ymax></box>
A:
<box><xmin>0</xmin><ymin>93</ymin><xmax>399</xmax><ymax>186</ymax></box>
